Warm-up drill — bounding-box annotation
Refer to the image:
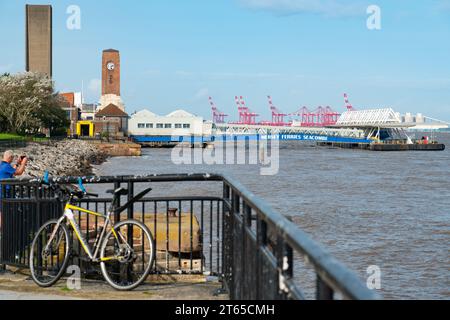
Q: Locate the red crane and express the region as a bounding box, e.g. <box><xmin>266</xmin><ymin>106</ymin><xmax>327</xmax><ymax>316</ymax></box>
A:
<box><xmin>324</xmin><ymin>106</ymin><xmax>340</xmax><ymax>125</ymax></box>
<box><xmin>290</xmin><ymin>106</ymin><xmax>340</xmax><ymax>127</ymax></box>
<box><xmin>267</xmin><ymin>96</ymin><xmax>288</xmax><ymax>126</ymax></box>
<box><xmin>316</xmin><ymin>106</ymin><xmax>340</xmax><ymax>126</ymax></box>
<box><xmin>235</xmin><ymin>96</ymin><xmax>259</xmax><ymax>125</ymax></box>
<box><xmin>290</xmin><ymin>107</ymin><xmax>313</xmax><ymax>126</ymax></box>
<box><xmin>344</xmin><ymin>93</ymin><xmax>356</xmax><ymax>111</ymax></box>
<box><xmin>209</xmin><ymin>96</ymin><xmax>228</xmax><ymax>123</ymax></box>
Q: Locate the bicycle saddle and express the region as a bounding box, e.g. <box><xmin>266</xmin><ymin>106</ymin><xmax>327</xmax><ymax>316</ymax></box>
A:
<box><xmin>59</xmin><ymin>185</ymin><xmax>84</xmax><ymax>198</ymax></box>
<box><xmin>106</xmin><ymin>187</ymin><xmax>128</xmax><ymax>196</ymax></box>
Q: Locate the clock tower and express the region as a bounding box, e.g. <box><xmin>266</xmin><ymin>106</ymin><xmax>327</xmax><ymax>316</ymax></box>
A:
<box><xmin>102</xmin><ymin>49</ymin><xmax>120</xmax><ymax>96</ymax></box>
<box><xmin>99</xmin><ymin>49</ymin><xmax>125</xmax><ymax>111</ymax></box>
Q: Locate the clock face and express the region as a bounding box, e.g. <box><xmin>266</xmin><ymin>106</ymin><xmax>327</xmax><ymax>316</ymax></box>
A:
<box><xmin>107</xmin><ymin>62</ymin><xmax>115</xmax><ymax>71</ymax></box>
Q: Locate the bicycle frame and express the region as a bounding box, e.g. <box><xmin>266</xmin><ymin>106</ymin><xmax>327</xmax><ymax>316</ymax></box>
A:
<box><xmin>46</xmin><ymin>202</ymin><xmax>121</xmax><ymax>263</ymax></box>
<box><xmin>42</xmin><ymin>184</ymin><xmax>152</xmax><ymax>264</ymax></box>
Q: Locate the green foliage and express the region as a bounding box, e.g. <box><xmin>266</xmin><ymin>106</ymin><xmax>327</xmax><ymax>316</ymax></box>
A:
<box><xmin>37</xmin><ymin>94</ymin><xmax>70</xmax><ymax>136</ymax></box>
<box><xmin>60</xmin><ymin>286</ymin><xmax>73</xmax><ymax>292</ymax></box>
<box><xmin>0</xmin><ymin>72</ymin><xmax>69</xmax><ymax>136</ymax></box>
<box><xmin>100</xmin><ymin>131</ymin><xmax>109</xmax><ymax>138</ymax></box>
<box><xmin>0</xmin><ymin>133</ymin><xmax>24</xmax><ymax>141</ymax></box>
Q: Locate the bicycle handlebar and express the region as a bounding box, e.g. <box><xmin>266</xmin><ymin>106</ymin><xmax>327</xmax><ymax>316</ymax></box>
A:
<box><xmin>39</xmin><ymin>171</ymin><xmax>98</xmax><ymax>199</ymax></box>
<box><xmin>85</xmin><ymin>192</ymin><xmax>99</xmax><ymax>198</ymax></box>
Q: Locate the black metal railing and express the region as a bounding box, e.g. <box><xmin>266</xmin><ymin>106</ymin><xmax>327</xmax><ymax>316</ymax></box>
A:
<box><xmin>0</xmin><ymin>174</ymin><xmax>380</xmax><ymax>300</ymax></box>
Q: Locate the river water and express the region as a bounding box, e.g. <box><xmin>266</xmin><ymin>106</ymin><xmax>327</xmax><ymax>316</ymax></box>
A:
<box><xmin>93</xmin><ymin>132</ymin><xmax>450</xmax><ymax>299</ymax></box>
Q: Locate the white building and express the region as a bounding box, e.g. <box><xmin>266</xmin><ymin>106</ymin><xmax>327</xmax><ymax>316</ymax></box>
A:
<box><xmin>128</xmin><ymin>109</ymin><xmax>213</xmax><ymax>136</ymax></box>
<box><xmin>79</xmin><ymin>103</ymin><xmax>99</xmax><ymax>121</ymax></box>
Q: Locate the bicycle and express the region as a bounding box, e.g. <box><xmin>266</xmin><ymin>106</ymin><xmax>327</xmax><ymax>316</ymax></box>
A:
<box><xmin>29</xmin><ymin>172</ymin><xmax>155</xmax><ymax>291</ymax></box>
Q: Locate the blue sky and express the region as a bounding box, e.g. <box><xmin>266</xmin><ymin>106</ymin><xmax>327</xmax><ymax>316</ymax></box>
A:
<box><xmin>1</xmin><ymin>0</ymin><xmax>450</xmax><ymax>121</ymax></box>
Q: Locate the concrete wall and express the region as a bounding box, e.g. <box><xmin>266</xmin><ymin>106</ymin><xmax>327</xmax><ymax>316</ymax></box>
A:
<box><xmin>26</xmin><ymin>5</ymin><xmax>52</xmax><ymax>77</ymax></box>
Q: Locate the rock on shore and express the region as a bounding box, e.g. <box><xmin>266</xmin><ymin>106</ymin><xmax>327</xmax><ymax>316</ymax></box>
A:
<box><xmin>14</xmin><ymin>140</ymin><xmax>107</xmax><ymax>178</ymax></box>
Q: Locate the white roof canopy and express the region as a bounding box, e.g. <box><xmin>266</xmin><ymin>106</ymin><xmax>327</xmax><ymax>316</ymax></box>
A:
<box><xmin>131</xmin><ymin>109</ymin><xmax>200</xmax><ymax>119</ymax></box>
<box><xmin>335</xmin><ymin>108</ymin><xmax>410</xmax><ymax>128</ymax></box>
<box><xmin>166</xmin><ymin>110</ymin><xmax>196</xmax><ymax>118</ymax></box>
<box><xmin>133</xmin><ymin>109</ymin><xmax>157</xmax><ymax>118</ymax></box>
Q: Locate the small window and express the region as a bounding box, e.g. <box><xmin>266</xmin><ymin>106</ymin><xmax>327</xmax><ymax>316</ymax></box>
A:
<box><xmin>156</xmin><ymin>123</ymin><xmax>164</xmax><ymax>128</ymax></box>
<box><xmin>137</xmin><ymin>123</ymin><xmax>145</xmax><ymax>129</ymax></box>
<box><xmin>175</xmin><ymin>124</ymin><xmax>182</xmax><ymax>129</ymax></box>
<box><xmin>183</xmin><ymin>124</ymin><xmax>191</xmax><ymax>129</ymax></box>
<box><xmin>165</xmin><ymin>124</ymin><xmax>172</xmax><ymax>129</ymax></box>
<box><xmin>146</xmin><ymin>123</ymin><xmax>153</xmax><ymax>128</ymax></box>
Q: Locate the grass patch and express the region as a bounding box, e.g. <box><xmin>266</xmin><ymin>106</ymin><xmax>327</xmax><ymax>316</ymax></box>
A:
<box><xmin>60</xmin><ymin>286</ymin><xmax>74</xmax><ymax>292</ymax></box>
<box><xmin>0</xmin><ymin>133</ymin><xmax>50</xmax><ymax>142</ymax></box>
<box><xmin>0</xmin><ymin>133</ymin><xmax>24</xmax><ymax>141</ymax></box>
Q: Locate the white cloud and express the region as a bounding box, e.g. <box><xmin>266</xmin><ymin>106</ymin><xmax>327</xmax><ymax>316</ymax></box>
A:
<box><xmin>88</xmin><ymin>78</ymin><xmax>101</xmax><ymax>95</ymax></box>
<box><xmin>195</xmin><ymin>87</ymin><xmax>209</xmax><ymax>99</ymax></box>
<box><xmin>239</xmin><ymin>0</ymin><xmax>367</xmax><ymax>17</ymax></box>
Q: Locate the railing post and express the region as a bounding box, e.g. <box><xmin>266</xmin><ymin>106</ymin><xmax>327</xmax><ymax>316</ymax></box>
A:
<box><xmin>0</xmin><ymin>184</ymin><xmax>4</xmax><ymax>272</ymax></box>
<box><xmin>125</xmin><ymin>181</ymin><xmax>135</xmax><ymax>282</ymax></box>
<box><xmin>114</xmin><ymin>181</ymin><xmax>121</xmax><ymax>223</ymax></box>
<box><xmin>316</xmin><ymin>276</ymin><xmax>334</xmax><ymax>300</ymax></box>
<box><xmin>276</xmin><ymin>236</ymin><xmax>293</xmax><ymax>300</ymax></box>
<box><xmin>256</xmin><ymin>216</ymin><xmax>267</xmax><ymax>300</ymax></box>
<box><xmin>242</xmin><ymin>201</ymin><xmax>252</xmax><ymax>299</ymax></box>
<box><xmin>0</xmin><ymin>204</ymin><xmax>4</xmax><ymax>272</ymax></box>
<box><xmin>223</xmin><ymin>183</ymin><xmax>230</xmax><ymax>200</ymax></box>
<box><xmin>218</xmin><ymin>182</ymin><xmax>231</xmax><ymax>296</ymax></box>
<box><xmin>230</xmin><ymin>189</ymin><xmax>241</xmax><ymax>300</ymax></box>
<box><xmin>127</xmin><ymin>181</ymin><xmax>134</xmax><ymax>220</ymax></box>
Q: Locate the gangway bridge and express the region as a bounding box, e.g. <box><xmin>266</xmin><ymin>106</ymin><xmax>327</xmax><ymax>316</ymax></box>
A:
<box><xmin>213</xmin><ymin>122</ymin><xmax>370</xmax><ymax>143</ymax></box>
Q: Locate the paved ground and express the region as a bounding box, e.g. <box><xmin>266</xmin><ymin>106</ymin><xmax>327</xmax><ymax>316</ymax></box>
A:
<box><xmin>0</xmin><ymin>289</ymin><xmax>81</xmax><ymax>300</ymax></box>
<box><xmin>0</xmin><ymin>268</ymin><xmax>227</xmax><ymax>300</ymax></box>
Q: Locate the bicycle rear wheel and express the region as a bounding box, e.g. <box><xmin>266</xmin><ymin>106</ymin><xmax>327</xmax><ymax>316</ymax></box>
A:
<box><xmin>29</xmin><ymin>219</ymin><xmax>70</xmax><ymax>287</ymax></box>
<box><xmin>100</xmin><ymin>219</ymin><xmax>155</xmax><ymax>291</ymax></box>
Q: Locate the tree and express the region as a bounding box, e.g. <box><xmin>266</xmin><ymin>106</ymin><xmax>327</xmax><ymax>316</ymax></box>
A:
<box><xmin>37</xmin><ymin>94</ymin><xmax>70</xmax><ymax>135</ymax></box>
<box><xmin>0</xmin><ymin>72</ymin><xmax>69</xmax><ymax>135</ymax></box>
<box><xmin>0</xmin><ymin>73</ymin><xmax>9</xmax><ymax>132</ymax></box>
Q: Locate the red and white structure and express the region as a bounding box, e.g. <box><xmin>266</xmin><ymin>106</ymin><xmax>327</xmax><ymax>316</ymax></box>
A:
<box><xmin>209</xmin><ymin>96</ymin><xmax>228</xmax><ymax>123</ymax></box>
<box><xmin>344</xmin><ymin>93</ymin><xmax>355</xmax><ymax>111</ymax></box>
<box><xmin>268</xmin><ymin>96</ymin><xmax>288</xmax><ymax>126</ymax></box>
<box><xmin>289</xmin><ymin>106</ymin><xmax>340</xmax><ymax>127</ymax></box>
<box><xmin>209</xmin><ymin>95</ymin><xmax>340</xmax><ymax>127</ymax></box>
<box><xmin>235</xmin><ymin>96</ymin><xmax>259</xmax><ymax>125</ymax></box>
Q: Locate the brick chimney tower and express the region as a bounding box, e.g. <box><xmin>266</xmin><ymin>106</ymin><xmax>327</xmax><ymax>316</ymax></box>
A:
<box><xmin>98</xmin><ymin>49</ymin><xmax>125</xmax><ymax>111</ymax></box>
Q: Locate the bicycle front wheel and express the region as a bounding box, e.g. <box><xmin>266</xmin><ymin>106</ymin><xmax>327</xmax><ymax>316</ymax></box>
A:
<box><xmin>100</xmin><ymin>219</ymin><xmax>155</xmax><ymax>291</ymax></box>
<box><xmin>29</xmin><ymin>219</ymin><xmax>70</xmax><ymax>287</ymax></box>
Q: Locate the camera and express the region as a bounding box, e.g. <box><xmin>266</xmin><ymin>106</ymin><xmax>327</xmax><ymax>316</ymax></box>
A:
<box><xmin>17</xmin><ymin>154</ymin><xmax>31</xmax><ymax>162</ymax></box>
